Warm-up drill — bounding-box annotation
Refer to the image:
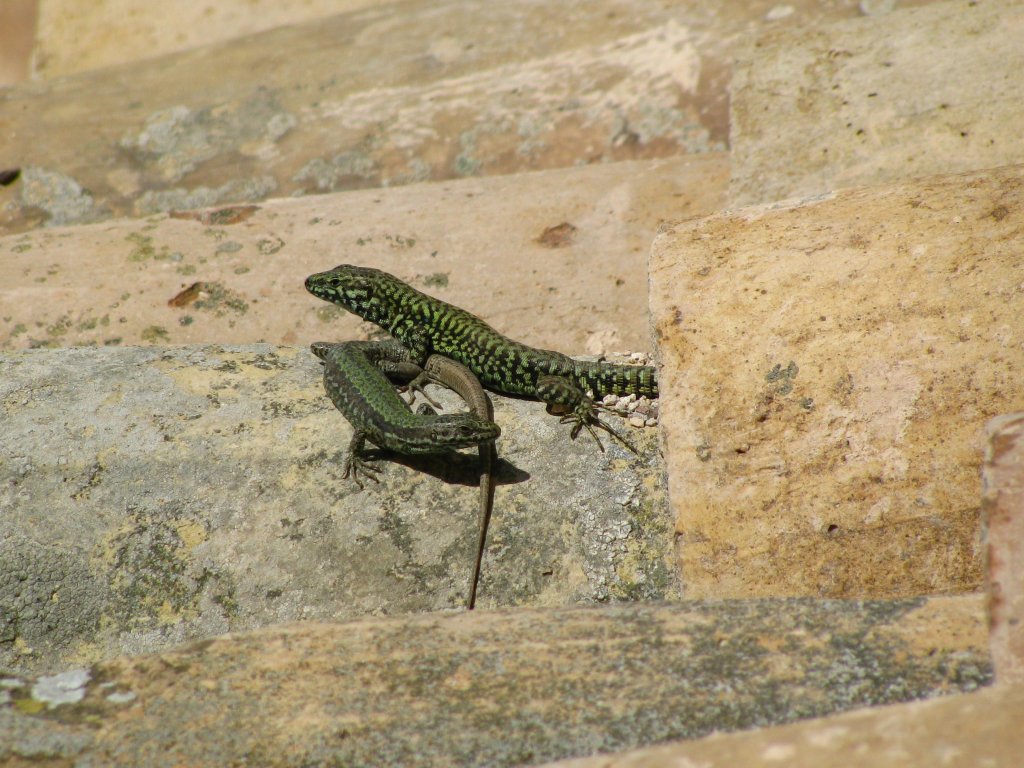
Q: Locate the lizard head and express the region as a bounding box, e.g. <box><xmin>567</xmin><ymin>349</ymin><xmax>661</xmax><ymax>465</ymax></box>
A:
<box><xmin>428</xmin><ymin>415</ymin><xmax>501</xmax><ymax>449</ymax></box>
<box><xmin>305</xmin><ymin>264</ymin><xmax>403</xmax><ymax>324</ymax></box>
<box><xmin>309</xmin><ymin>341</ymin><xmax>334</xmax><ymax>361</ymax></box>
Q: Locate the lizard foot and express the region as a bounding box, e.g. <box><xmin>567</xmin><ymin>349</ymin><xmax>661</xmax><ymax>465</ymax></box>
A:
<box><xmin>398</xmin><ymin>371</ymin><xmax>442</xmax><ymax>409</ymax></box>
<box><xmin>342</xmin><ymin>452</ymin><xmax>383</xmax><ymax>490</ymax></box>
<box><xmin>537</xmin><ymin>375</ymin><xmax>638</xmax><ymax>453</ymax></box>
<box><xmin>553</xmin><ymin>401</ymin><xmax>638</xmax><ymax>454</ymax></box>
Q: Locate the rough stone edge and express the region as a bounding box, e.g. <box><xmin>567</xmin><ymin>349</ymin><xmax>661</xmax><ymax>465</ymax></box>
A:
<box><xmin>983</xmin><ymin>411</ymin><xmax>1024</xmax><ymax>686</ymax></box>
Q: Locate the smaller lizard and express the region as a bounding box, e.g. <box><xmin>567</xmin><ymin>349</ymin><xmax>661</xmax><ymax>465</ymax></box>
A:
<box><xmin>311</xmin><ymin>341</ymin><xmax>499</xmax><ymax>608</ymax></box>
<box><xmin>311</xmin><ymin>340</ymin><xmax>499</xmax><ymax>485</ymax></box>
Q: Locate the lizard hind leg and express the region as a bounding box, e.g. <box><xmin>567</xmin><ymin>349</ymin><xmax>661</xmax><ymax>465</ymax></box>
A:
<box><xmin>371</xmin><ymin>359</ymin><xmax>443</xmax><ymax>409</ymax></box>
<box><xmin>536</xmin><ymin>375</ymin><xmax>637</xmax><ymax>454</ymax></box>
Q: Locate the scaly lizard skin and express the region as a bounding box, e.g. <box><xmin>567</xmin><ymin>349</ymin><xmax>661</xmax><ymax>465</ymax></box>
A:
<box><xmin>310</xmin><ymin>340</ymin><xmax>500</xmax><ymax>487</ymax></box>
<box><xmin>305</xmin><ymin>264</ymin><xmax>658</xmax><ymax>450</ymax></box>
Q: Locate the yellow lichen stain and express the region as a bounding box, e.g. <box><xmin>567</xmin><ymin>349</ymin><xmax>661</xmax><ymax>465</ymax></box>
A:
<box><xmin>65</xmin><ymin>640</ymin><xmax>105</xmax><ymax>670</ymax></box>
<box><xmin>755</xmin><ymin>633</ymin><xmax>791</xmax><ymax>654</ymax></box>
<box><xmin>157</xmin><ymin>599</ymin><xmax>184</xmax><ymax>625</ymax></box>
<box><xmin>14</xmin><ymin>698</ymin><xmax>46</xmax><ymax>715</ymax></box>
<box><xmin>100</xmin><ymin>388</ymin><xmax>126</xmax><ymax>408</ymax></box>
<box><xmin>95</xmin><ymin>521</ymin><xmax>129</xmax><ymax>570</ymax></box>
<box><xmin>149</xmin><ymin>346</ymin><xmax>303</xmax><ymax>399</ymax></box>
<box><xmin>278</xmin><ymin>465</ymin><xmax>302</xmax><ymax>491</ymax></box>
<box><xmin>93</xmin><ymin>515</ymin><xmax>204</xmax><ymax>624</ymax></box>
<box><xmin>641</xmin><ymin>472</ymin><xmax>662</xmax><ymax>496</ymax></box>
<box><xmin>607</xmin><ymin>457</ymin><xmax>632</xmax><ymax>473</ymax></box>
<box><xmin>175</xmin><ymin>519</ymin><xmax>207</xmax><ymax>552</ymax></box>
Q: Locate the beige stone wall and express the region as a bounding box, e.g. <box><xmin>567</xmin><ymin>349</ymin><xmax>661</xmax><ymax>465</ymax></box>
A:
<box><xmin>0</xmin><ymin>0</ymin><xmax>37</xmax><ymax>86</ymax></box>
<box><xmin>32</xmin><ymin>0</ymin><xmax>389</xmax><ymax>78</ymax></box>
<box><xmin>651</xmin><ymin>163</ymin><xmax>1024</xmax><ymax>599</ymax></box>
<box><xmin>730</xmin><ymin>0</ymin><xmax>1024</xmax><ymax>205</ymax></box>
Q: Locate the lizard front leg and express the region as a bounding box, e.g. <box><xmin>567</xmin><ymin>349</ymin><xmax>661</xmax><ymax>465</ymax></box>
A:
<box><xmin>341</xmin><ymin>429</ymin><xmax>383</xmax><ymax>490</ymax></box>
<box><xmin>535</xmin><ymin>375</ymin><xmax>636</xmax><ymax>453</ymax></box>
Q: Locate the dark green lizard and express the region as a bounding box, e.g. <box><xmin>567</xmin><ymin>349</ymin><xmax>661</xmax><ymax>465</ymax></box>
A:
<box><xmin>305</xmin><ymin>264</ymin><xmax>658</xmax><ymax>450</ymax></box>
<box><xmin>310</xmin><ymin>340</ymin><xmax>499</xmax><ymax>487</ymax></box>
<box><xmin>312</xmin><ymin>341</ymin><xmax>499</xmax><ymax>608</ymax></box>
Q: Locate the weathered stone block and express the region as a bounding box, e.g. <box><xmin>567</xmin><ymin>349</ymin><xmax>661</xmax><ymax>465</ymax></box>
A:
<box><xmin>542</xmin><ymin>666</ymin><xmax>1017</xmax><ymax>768</ymax></box>
<box><xmin>983</xmin><ymin>411</ymin><xmax>1024</xmax><ymax>685</ymax></box>
<box><xmin>0</xmin><ymin>155</ymin><xmax>726</xmax><ymax>356</ymax></box>
<box><xmin>0</xmin><ymin>599</ymin><xmax>992</xmax><ymax>767</ymax></box>
<box><xmin>650</xmin><ymin>163</ymin><xmax>1024</xmax><ymax>598</ymax></box>
<box><xmin>0</xmin><ymin>345</ymin><xmax>666</xmax><ymax>674</ymax></box>
<box><xmin>2</xmin><ymin>0</ymin><xmax>942</xmax><ymax>233</ymax></box>
<box><xmin>731</xmin><ymin>0</ymin><xmax>1024</xmax><ymax>205</ymax></box>
<box><xmin>1</xmin><ymin>0</ymin><xmax>732</xmax><ymax>232</ymax></box>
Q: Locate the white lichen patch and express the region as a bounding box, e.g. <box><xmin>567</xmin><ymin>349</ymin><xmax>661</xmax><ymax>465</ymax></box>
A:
<box><xmin>31</xmin><ymin>668</ymin><xmax>90</xmax><ymax>708</ymax></box>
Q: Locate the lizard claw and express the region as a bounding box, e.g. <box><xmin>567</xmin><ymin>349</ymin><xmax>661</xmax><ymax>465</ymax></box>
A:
<box><xmin>537</xmin><ymin>374</ymin><xmax>639</xmax><ymax>454</ymax></box>
<box><xmin>558</xmin><ymin>401</ymin><xmax>638</xmax><ymax>454</ymax></box>
<box><xmin>399</xmin><ymin>371</ymin><xmax>442</xmax><ymax>409</ymax></box>
<box><xmin>342</xmin><ymin>453</ymin><xmax>383</xmax><ymax>490</ymax></box>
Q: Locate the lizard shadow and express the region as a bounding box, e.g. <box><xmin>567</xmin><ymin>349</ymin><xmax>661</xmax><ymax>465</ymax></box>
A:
<box><xmin>363</xmin><ymin>449</ymin><xmax>528</xmax><ymax>488</ymax></box>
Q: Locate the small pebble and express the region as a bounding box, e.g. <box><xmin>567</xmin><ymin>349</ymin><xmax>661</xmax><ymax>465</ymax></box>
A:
<box><xmin>594</xmin><ymin>352</ymin><xmax>659</xmax><ymax>427</ymax></box>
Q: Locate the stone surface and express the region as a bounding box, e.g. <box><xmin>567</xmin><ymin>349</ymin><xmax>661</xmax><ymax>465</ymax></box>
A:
<box><xmin>0</xmin><ymin>0</ymin><xmax>717</xmax><ymax>232</ymax></box>
<box><xmin>33</xmin><ymin>0</ymin><xmax>387</xmax><ymax>78</ymax></box>
<box><xmin>0</xmin><ymin>0</ymin><xmax>936</xmax><ymax>233</ymax></box>
<box><xmin>0</xmin><ymin>0</ymin><xmax>36</xmax><ymax>87</ymax></box>
<box><xmin>542</xmin><ymin>677</ymin><xmax>1022</xmax><ymax>768</ymax></box>
<box><xmin>0</xmin><ymin>344</ymin><xmax>667</xmax><ymax>674</ymax></box>
<box><xmin>0</xmin><ymin>155</ymin><xmax>725</xmax><ymax>357</ymax></box>
<box><xmin>649</xmin><ymin>163</ymin><xmax>1024</xmax><ymax>598</ymax></box>
<box><xmin>0</xmin><ymin>599</ymin><xmax>992</xmax><ymax>767</ymax></box>
<box><xmin>983</xmin><ymin>412</ymin><xmax>1024</xmax><ymax>685</ymax></box>
<box><xmin>730</xmin><ymin>0</ymin><xmax>1024</xmax><ymax>206</ymax></box>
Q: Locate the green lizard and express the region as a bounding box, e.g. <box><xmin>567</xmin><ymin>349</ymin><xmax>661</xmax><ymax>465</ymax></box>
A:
<box><xmin>305</xmin><ymin>264</ymin><xmax>658</xmax><ymax>451</ymax></box>
<box><xmin>311</xmin><ymin>341</ymin><xmax>499</xmax><ymax>608</ymax></box>
<box><xmin>310</xmin><ymin>340</ymin><xmax>499</xmax><ymax>486</ymax></box>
